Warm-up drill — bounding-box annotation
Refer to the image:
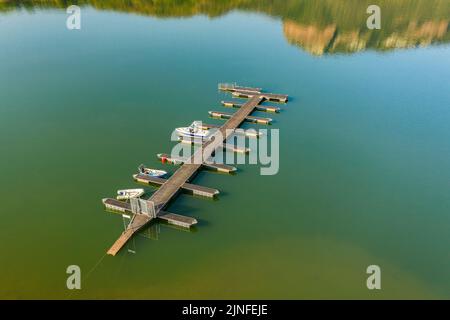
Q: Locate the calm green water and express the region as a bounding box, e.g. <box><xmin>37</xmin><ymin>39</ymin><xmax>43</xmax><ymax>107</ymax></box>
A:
<box><xmin>1</xmin><ymin>1</ymin><xmax>450</xmax><ymax>299</ymax></box>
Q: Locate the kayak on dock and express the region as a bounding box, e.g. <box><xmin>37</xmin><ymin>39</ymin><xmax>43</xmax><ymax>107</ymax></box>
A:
<box><xmin>138</xmin><ymin>164</ymin><xmax>167</xmax><ymax>177</ymax></box>
<box><xmin>116</xmin><ymin>188</ymin><xmax>145</xmax><ymax>200</ymax></box>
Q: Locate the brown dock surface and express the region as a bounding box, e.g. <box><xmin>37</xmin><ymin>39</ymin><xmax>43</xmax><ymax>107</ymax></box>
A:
<box><xmin>103</xmin><ymin>198</ymin><xmax>197</xmax><ymax>228</ymax></box>
<box><xmin>209</xmin><ymin>110</ymin><xmax>272</xmax><ymax>124</ymax></box>
<box><xmin>106</xmin><ymin>89</ymin><xmax>285</xmax><ymax>255</ymax></box>
<box><xmin>157</xmin><ymin>153</ymin><xmax>237</xmax><ymax>173</ymax></box>
<box><xmin>107</xmin><ymin>214</ymin><xmax>151</xmax><ymax>256</ymax></box>
<box><xmin>232</xmin><ymin>90</ymin><xmax>288</xmax><ymax>103</ymax></box>
<box><xmin>158</xmin><ymin>212</ymin><xmax>197</xmax><ymax>228</ymax></box>
<box><xmin>134</xmin><ymin>173</ymin><xmax>220</xmax><ymax>197</ymax></box>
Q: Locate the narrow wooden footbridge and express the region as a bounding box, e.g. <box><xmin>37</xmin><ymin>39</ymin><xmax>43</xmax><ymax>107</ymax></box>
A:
<box><xmin>103</xmin><ymin>84</ymin><xmax>288</xmax><ymax>255</ymax></box>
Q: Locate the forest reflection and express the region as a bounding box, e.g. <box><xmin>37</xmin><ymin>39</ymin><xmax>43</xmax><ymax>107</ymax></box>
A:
<box><xmin>2</xmin><ymin>0</ymin><xmax>449</xmax><ymax>55</ymax></box>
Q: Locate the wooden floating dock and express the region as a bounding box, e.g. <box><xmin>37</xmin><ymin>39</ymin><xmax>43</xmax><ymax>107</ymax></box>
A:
<box><xmin>221</xmin><ymin>101</ymin><xmax>280</xmax><ymax>113</ymax></box>
<box><xmin>157</xmin><ymin>153</ymin><xmax>237</xmax><ymax>173</ymax></box>
<box><xmin>158</xmin><ymin>212</ymin><xmax>198</xmax><ymax>228</ymax></box>
<box><xmin>103</xmin><ymin>198</ymin><xmax>197</xmax><ymax>228</ymax></box>
<box><xmin>197</xmin><ymin>123</ymin><xmax>262</xmax><ymax>138</ymax></box>
<box><xmin>178</xmin><ymin>136</ymin><xmax>250</xmax><ymax>154</ymax></box>
<box><xmin>209</xmin><ymin>111</ymin><xmax>273</xmax><ymax>125</ymax></box>
<box><xmin>221</xmin><ymin>101</ymin><xmax>243</xmax><ymax>108</ymax></box>
<box><xmin>231</xmin><ymin>91</ymin><xmax>288</xmax><ymax>103</ymax></box>
<box><xmin>104</xmin><ymin>85</ymin><xmax>288</xmax><ymax>256</ymax></box>
<box><xmin>133</xmin><ymin>174</ymin><xmax>219</xmax><ymax>198</ymax></box>
<box><xmin>196</xmin><ymin>123</ymin><xmax>221</xmax><ymax>129</ymax></box>
<box><xmin>219</xmin><ymin>83</ymin><xmax>287</xmax><ymax>102</ymax></box>
<box><xmin>219</xmin><ymin>83</ymin><xmax>262</xmax><ymax>93</ymax></box>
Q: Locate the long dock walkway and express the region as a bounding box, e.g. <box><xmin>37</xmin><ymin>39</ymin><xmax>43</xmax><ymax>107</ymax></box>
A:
<box><xmin>107</xmin><ymin>87</ymin><xmax>287</xmax><ymax>256</ymax></box>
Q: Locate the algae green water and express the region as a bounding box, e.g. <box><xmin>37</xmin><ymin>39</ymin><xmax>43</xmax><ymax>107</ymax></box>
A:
<box><xmin>0</xmin><ymin>1</ymin><xmax>449</xmax><ymax>299</ymax></box>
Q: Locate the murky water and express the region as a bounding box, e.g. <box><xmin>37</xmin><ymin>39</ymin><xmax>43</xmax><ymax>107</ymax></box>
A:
<box><xmin>0</xmin><ymin>1</ymin><xmax>449</xmax><ymax>299</ymax></box>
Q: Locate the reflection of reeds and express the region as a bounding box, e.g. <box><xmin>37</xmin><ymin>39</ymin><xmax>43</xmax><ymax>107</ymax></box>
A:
<box><xmin>2</xmin><ymin>0</ymin><xmax>449</xmax><ymax>54</ymax></box>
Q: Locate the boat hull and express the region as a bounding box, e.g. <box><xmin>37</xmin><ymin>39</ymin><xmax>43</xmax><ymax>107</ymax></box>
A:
<box><xmin>116</xmin><ymin>188</ymin><xmax>145</xmax><ymax>200</ymax></box>
<box><xmin>175</xmin><ymin>127</ymin><xmax>210</xmax><ymax>139</ymax></box>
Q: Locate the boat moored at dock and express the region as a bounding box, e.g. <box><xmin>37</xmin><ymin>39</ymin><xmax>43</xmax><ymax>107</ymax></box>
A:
<box><xmin>175</xmin><ymin>121</ymin><xmax>212</xmax><ymax>139</ymax></box>
<box><xmin>116</xmin><ymin>188</ymin><xmax>145</xmax><ymax>200</ymax></box>
<box><xmin>138</xmin><ymin>164</ymin><xmax>167</xmax><ymax>177</ymax></box>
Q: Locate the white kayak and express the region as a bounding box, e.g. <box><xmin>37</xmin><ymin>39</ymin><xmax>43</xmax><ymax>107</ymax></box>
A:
<box><xmin>175</xmin><ymin>121</ymin><xmax>210</xmax><ymax>139</ymax></box>
<box><xmin>138</xmin><ymin>164</ymin><xmax>167</xmax><ymax>177</ymax></box>
<box><xmin>117</xmin><ymin>188</ymin><xmax>145</xmax><ymax>200</ymax></box>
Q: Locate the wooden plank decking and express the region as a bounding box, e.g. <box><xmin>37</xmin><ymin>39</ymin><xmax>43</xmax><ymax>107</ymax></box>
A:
<box><xmin>209</xmin><ymin>110</ymin><xmax>273</xmax><ymax>124</ymax></box>
<box><xmin>106</xmin><ymin>88</ymin><xmax>287</xmax><ymax>256</ymax></box>
<box><xmin>133</xmin><ymin>174</ymin><xmax>220</xmax><ymax>197</ymax></box>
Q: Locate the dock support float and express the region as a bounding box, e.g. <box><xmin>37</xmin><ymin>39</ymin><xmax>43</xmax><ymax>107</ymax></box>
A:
<box><xmin>231</xmin><ymin>91</ymin><xmax>288</xmax><ymax>103</ymax></box>
<box><xmin>197</xmin><ymin>123</ymin><xmax>262</xmax><ymax>138</ymax></box>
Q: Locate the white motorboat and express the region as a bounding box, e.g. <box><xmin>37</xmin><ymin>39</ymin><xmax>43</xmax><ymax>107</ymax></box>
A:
<box><xmin>116</xmin><ymin>188</ymin><xmax>145</xmax><ymax>200</ymax></box>
<box><xmin>138</xmin><ymin>164</ymin><xmax>167</xmax><ymax>177</ymax></box>
<box><xmin>175</xmin><ymin>121</ymin><xmax>210</xmax><ymax>139</ymax></box>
